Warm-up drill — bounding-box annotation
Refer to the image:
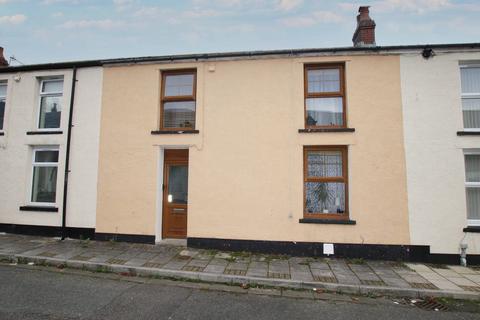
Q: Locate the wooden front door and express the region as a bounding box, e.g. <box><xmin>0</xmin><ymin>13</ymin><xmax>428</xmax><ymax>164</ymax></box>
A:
<box><xmin>162</xmin><ymin>149</ymin><xmax>189</xmax><ymax>239</ymax></box>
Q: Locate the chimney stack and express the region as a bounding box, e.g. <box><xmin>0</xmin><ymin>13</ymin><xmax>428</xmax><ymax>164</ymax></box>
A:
<box><xmin>352</xmin><ymin>6</ymin><xmax>376</xmax><ymax>47</ymax></box>
<box><xmin>0</xmin><ymin>47</ymin><xmax>8</xmax><ymax>67</ymax></box>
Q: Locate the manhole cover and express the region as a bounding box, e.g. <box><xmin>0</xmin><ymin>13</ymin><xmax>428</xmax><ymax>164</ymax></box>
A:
<box><xmin>106</xmin><ymin>258</ymin><xmax>127</xmax><ymax>265</ymax></box>
<box><xmin>142</xmin><ymin>262</ymin><xmax>164</xmax><ymax>268</ymax></box>
<box><xmin>268</xmin><ymin>272</ymin><xmax>291</xmax><ymax>279</ymax></box>
<box><xmin>183</xmin><ymin>266</ymin><xmax>204</xmax><ymax>272</ymax></box>
<box><xmin>225</xmin><ymin>269</ymin><xmax>247</xmax><ymax>276</ymax></box>
<box><xmin>412</xmin><ymin>299</ymin><xmax>448</xmax><ymax>311</ymax></box>
<box><xmin>361</xmin><ymin>280</ymin><xmax>385</xmax><ymax>286</ymax></box>
<box><xmin>459</xmin><ymin>285</ymin><xmax>480</xmax><ymax>292</ymax></box>
<box><xmin>313</xmin><ymin>276</ymin><xmax>337</xmax><ymax>283</ymax></box>
<box><xmin>409</xmin><ymin>282</ymin><xmax>438</xmax><ymax>290</ymax></box>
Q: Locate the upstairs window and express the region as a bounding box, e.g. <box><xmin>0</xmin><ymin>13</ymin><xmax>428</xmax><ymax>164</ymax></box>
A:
<box><xmin>160</xmin><ymin>70</ymin><xmax>196</xmax><ymax>130</ymax></box>
<box><xmin>0</xmin><ymin>81</ymin><xmax>6</xmax><ymax>130</ymax></box>
<box><xmin>38</xmin><ymin>79</ymin><xmax>63</xmax><ymax>129</ymax></box>
<box><xmin>31</xmin><ymin>148</ymin><xmax>59</xmax><ymax>204</ymax></box>
<box><xmin>460</xmin><ymin>65</ymin><xmax>480</xmax><ymax>130</ymax></box>
<box><xmin>304</xmin><ymin>146</ymin><xmax>348</xmax><ymax>219</ymax></box>
<box><xmin>304</xmin><ymin>64</ymin><xmax>346</xmax><ymax>128</ymax></box>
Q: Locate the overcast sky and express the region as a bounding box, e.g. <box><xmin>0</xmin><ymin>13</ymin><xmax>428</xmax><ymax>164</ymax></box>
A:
<box><xmin>1</xmin><ymin>0</ymin><xmax>479</xmax><ymax>65</ymax></box>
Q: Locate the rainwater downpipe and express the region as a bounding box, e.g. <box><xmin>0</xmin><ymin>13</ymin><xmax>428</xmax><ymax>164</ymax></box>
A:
<box><xmin>61</xmin><ymin>67</ymin><xmax>77</xmax><ymax>240</ymax></box>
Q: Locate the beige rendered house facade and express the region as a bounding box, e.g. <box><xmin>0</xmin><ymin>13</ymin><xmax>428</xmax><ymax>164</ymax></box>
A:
<box><xmin>2</xmin><ymin>7</ymin><xmax>480</xmax><ymax>264</ymax></box>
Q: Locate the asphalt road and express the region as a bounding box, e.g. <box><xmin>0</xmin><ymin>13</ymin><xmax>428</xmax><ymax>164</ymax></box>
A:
<box><xmin>0</xmin><ymin>264</ymin><xmax>479</xmax><ymax>320</ymax></box>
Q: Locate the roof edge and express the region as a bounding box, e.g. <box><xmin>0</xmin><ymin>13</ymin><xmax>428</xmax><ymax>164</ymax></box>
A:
<box><xmin>1</xmin><ymin>42</ymin><xmax>480</xmax><ymax>73</ymax></box>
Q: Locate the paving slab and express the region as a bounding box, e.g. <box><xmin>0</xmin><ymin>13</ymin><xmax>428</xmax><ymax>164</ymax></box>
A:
<box><xmin>246</xmin><ymin>261</ymin><xmax>268</xmax><ymax>278</ymax></box>
<box><xmin>1</xmin><ymin>234</ymin><xmax>480</xmax><ymax>301</ymax></box>
<box><xmin>463</xmin><ymin>274</ymin><xmax>480</xmax><ymax>284</ymax></box>
<box><xmin>448</xmin><ymin>265</ymin><xmax>479</xmax><ymax>275</ymax></box>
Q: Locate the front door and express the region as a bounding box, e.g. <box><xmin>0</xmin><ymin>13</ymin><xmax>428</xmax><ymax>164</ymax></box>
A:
<box><xmin>162</xmin><ymin>149</ymin><xmax>189</xmax><ymax>239</ymax></box>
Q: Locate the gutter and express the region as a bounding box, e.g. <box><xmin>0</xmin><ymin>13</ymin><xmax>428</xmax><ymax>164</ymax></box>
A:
<box><xmin>0</xmin><ymin>42</ymin><xmax>479</xmax><ymax>74</ymax></box>
<box><xmin>61</xmin><ymin>67</ymin><xmax>77</xmax><ymax>240</ymax></box>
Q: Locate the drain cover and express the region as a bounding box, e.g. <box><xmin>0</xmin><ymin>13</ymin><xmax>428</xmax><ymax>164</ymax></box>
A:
<box><xmin>412</xmin><ymin>299</ymin><xmax>448</xmax><ymax>311</ymax></box>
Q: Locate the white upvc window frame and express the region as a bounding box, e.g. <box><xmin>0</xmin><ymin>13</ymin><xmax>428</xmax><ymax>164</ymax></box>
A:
<box><xmin>460</xmin><ymin>64</ymin><xmax>480</xmax><ymax>132</ymax></box>
<box><xmin>464</xmin><ymin>149</ymin><xmax>480</xmax><ymax>226</ymax></box>
<box><xmin>0</xmin><ymin>80</ymin><xmax>7</xmax><ymax>132</ymax></box>
<box><xmin>30</xmin><ymin>147</ymin><xmax>59</xmax><ymax>207</ymax></box>
<box><xmin>37</xmin><ymin>78</ymin><xmax>63</xmax><ymax>131</ymax></box>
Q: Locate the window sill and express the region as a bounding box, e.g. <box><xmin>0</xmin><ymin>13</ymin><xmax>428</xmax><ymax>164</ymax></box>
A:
<box><xmin>26</xmin><ymin>130</ymin><xmax>63</xmax><ymax>135</ymax></box>
<box><xmin>151</xmin><ymin>130</ymin><xmax>199</xmax><ymax>135</ymax></box>
<box><xmin>463</xmin><ymin>226</ymin><xmax>480</xmax><ymax>233</ymax></box>
<box><xmin>299</xmin><ymin>218</ymin><xmax>356</xmax><ymax>225</ymax></box>
<box><xmin>299</xmin><ymin>128</ymin><xmax>355</xmax><ymax>133</ymax></box>
<box><xmin>457</xmin><ymin>131</ymin><xmax>480</xmax><ymax>136</ymax></box>
<box><xmin>19</xmin><ymin>205</ymin><xmax>58</xmax><ymax>212</ymax></box>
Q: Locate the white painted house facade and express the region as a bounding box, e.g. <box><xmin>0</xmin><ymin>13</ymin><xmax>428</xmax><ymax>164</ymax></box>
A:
<box><xmin>0</xmin><ymin>66</ymin><xmax>103</xmax><ymax>237</ymax></box>
<box><xmin>400</xmin><ymin>49</ymin><xmax>480</xmax><ymax>258</ymax></box>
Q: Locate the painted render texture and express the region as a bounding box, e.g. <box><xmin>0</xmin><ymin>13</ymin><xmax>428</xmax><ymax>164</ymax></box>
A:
<box><xmin>0</xmin><ymin>67</ymin><xmax>102</xmax><ymax>229</ymax></box>
<box><xmin>96</xmin><ymin>55</ymin><xmax>411</xmax><ymax>245</ymax></box>
<box><xmin>401</xmin><ymin>52</ymin><xmax>480</xmax><ymax>254</ymax></box>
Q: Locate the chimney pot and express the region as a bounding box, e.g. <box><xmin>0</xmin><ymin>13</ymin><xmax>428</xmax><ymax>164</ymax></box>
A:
<box><xmin>0</xmin><ymin>47</ymin><xmax>8</xmax><ymax>67</ymax></box>
<box><xmin>352</xmin><ymin>6</ymin><xmax>376</xmax><ymax>47</ymax></box>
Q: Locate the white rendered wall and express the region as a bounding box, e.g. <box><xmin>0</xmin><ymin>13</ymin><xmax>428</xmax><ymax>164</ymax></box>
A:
<box><xmin>0</xmin><ymin>67</ymin><xmax>102</xmax><ymax>228</ymax></box>
<box><xmin>400</xmin><ymin>51</ymin><xmax>480</xmax><ymax>254</ymax></box>
<box><xmin>66</xmin><ymin>67</ymin><xmax>103</xmax><ymax>228</ymax></box>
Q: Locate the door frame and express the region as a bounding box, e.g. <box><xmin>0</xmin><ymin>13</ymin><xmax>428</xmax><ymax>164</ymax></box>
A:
<box><xmin>155</xmin><ymin>146</ymin><xmax>189</xmax><ymax>243</ymax></box>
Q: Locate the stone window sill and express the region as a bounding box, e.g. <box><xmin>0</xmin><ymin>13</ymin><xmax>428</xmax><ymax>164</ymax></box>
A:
<box><xmin>299</xmin><ymin>218</ymin><xmax>356</xmax><ymax>225</ymax></box>
<box><xmin>463</xmin><ymin>226</ymin><xmax>480</xmax><ymax>233</ymax></box>
<box><xmin>299</xmin><ymin>128</ymin><xmax>355</xmax><ymax>133</ymax></box>
<box><xmin>19</xmin><ymin>206</ymin><xmax>58</xmax><ymax>212</ymax></box>
<box><xmin>151</xmin><ymin>130</ymin><xmax>199</xmax><ymax>135</ymax></box>
<box><xmin>457</xmin><ymin>131</ymin><xmax>480</xmax><ymax>136</ymax></box>
<box><xmin>26</xmin><ymin>131</ymin><xmax>63</xmax><ymax>135</ymax></box>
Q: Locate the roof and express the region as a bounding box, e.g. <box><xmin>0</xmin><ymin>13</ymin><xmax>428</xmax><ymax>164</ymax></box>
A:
<box><xmin>1</xmin><ymin>42</ymin><xmax>480</xmax><ymax>73</ymax></box>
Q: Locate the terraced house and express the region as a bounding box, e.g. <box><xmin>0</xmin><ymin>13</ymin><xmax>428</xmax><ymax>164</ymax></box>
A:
<box><xmin>1</xmin><ymin>7</ymin><xmax>480</xmax><ymax>265</ymax></box>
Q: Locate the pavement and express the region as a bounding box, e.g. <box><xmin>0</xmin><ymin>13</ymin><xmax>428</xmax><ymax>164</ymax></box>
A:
<box><xmin>1</xmin><ymin>233</ymin><xmax>480</xmax><ymax>301</ymax></box>
<box><xmin>1</xmin><ymin>264</ymin><xmax>480</xmax><ymax>319</ymax></box>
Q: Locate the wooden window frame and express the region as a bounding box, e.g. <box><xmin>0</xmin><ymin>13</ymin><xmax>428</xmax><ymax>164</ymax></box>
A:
<box><xmin>304</xmin><ymin>64</ymin><xmax>346</xmax><ymax>129</ymax></box>
<box><xmin>160</xmin><ymin>69</ymin><xmax>197</xmax><ymax>131</ymax></box>
<box><xmin>303</xmin><ymin>145</ymin><xmax>349</xmax><ymax>220</ymax></box>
